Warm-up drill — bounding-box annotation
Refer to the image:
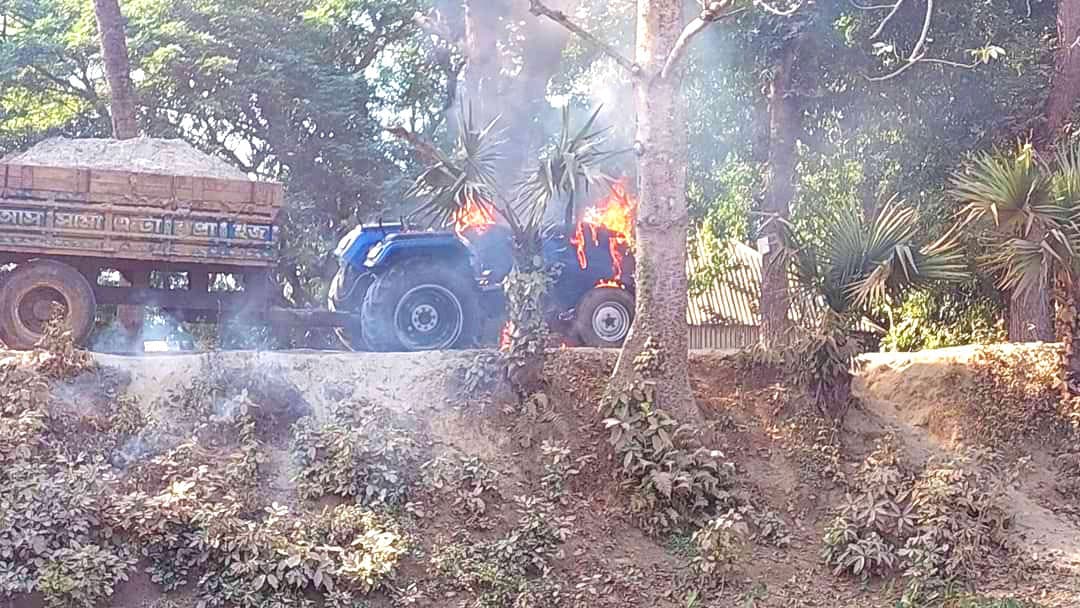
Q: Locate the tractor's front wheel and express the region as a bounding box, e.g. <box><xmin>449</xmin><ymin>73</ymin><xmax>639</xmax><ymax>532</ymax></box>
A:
<box><xmin>328</xmin><ymin>263</ymin><xmax>374</xmax><ymax>351</ymax></box>
<box><xmin>573</xmin><ymin>286</ymin><xmax>634</xmax><ymax>348</ymax></box>
<box><xmin>361</xmin><ymin>260</ymin><xmax>479</xmax><ymax>352</ymax></box>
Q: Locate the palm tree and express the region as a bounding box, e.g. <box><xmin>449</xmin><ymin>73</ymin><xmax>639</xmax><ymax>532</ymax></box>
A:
<box><xmin>407</xmin><ymin>104</ymin><xmax>616</xmax><ymax>394</ymax></box>
<box><xmin>773</xmin><ymin>201</ymin><xmax>967</xmax><ymax>415</ymax></box>
<box><xmin>951</xmin><ymin>142</ymin><xmax>1080</xmax><ymax>393</ymax></box>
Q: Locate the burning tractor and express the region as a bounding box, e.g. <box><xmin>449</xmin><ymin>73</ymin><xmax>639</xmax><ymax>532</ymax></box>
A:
<box><xmin>328</xmin><ymin>185</ymin><xmax>637</xmax><ymax>352</ymax></box>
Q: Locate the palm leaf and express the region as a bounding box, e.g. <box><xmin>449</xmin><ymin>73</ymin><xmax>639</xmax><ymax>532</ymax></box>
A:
<box><xmin>949</xmin><ymin>144</ymin><xmax>1053</xmax><ymax>237</ymax></box>
<box><xmin>407</xmin><ymin>104</ymin><xmax>505</xmax><ymax>228</ymax></box>
<box><xmin>514</xmin><ymin>105</ymin><xmax>620</xmax><ymax>230</ymax></box>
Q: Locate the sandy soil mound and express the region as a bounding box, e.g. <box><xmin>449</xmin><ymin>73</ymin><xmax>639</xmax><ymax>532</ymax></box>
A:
<box><xmin>1</xmin><ymin>137</ymin><xmax>248</xmax><ymax>180</ymax></box>
<box><xmin>856</xmin><ymin>344</ymin><xmax>1080</xmax><ymax>572</ymax></box>
<box><xmin>4</xmin><ymin>345</ymin><xmax>1079</xmax><ymax>608</ymax></box>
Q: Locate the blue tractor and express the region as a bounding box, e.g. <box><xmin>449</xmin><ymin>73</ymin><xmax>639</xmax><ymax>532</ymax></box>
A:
<box><xmin>328</xmin><ymin>221</ymin><xmax>636</xmax><ymax>352</ymax></box>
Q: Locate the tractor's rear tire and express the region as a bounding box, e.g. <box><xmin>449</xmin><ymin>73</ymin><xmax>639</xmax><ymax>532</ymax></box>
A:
<box><xmin>361</xmin><ymin>260</ymin><xmax>479</xmax><ymax>352</ymax></box>
<box><xmin>573</xmin><ymin>286</ymin><xmax>634</xmax><ymax>348</ymax></box>
<box><xmin>0</xmin><ymin>260</ymin><xmax>97</xmax><ymax>350</ymax></box>
<box><xmin>328</xmin><ymin>264</ymin><xmax>373</xmax><ymax>351</ymax></box>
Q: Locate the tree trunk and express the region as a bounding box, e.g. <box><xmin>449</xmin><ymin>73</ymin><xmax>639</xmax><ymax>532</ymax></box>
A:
<box><xmin>1060</xmin><ymin>282</ymin><xmax>1080</xmax><ymax>396</ymax></box>
<box><xmin>759</xmin><ymin>41</ymin><xmax>801</xmax><ymax>348</ymax></box>
<box><xmin>609</xmin><ymin>0</ymin><xmax>698</xmax><ymax>423</ymax></box>
<box><xmin>461</xmin><ymin>0</ymin><xmax>568</xmax><ymax>190</ymax></box>
<box><xmin>1043</xmin><ymin>0</ymin><xmax>1080</xmax><ymax>144</ymax></box>
<box><xmin>94</xmin><ymin>0</ymin><xmax>141</xmax><ymax>350</ymax></box>
<box><xmin>1009</xmin><ymin>287</ymin><xmax>1055</xmax><ymax>342</ymax></box>
<box><xmin>93</xmin><ymin>0</ymin><xmax>138</xmax><ymax>139</ymax></box>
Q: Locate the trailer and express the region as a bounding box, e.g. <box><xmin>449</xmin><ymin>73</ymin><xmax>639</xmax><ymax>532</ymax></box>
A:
<box><xmin>0</xmin><ymin>143</ymin><xmax>353</xmax><ymax>350</ymax></box>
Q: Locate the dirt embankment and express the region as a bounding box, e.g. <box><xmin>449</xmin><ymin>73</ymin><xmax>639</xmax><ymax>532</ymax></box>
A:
<box><xmin>3</xmin><ymin>345</ymin><xmax>1079</xmax><ymax>608</ymax></box>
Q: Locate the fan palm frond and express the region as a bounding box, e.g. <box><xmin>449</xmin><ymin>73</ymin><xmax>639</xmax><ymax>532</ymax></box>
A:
<box><xmin>407</xmin><ymin>105</ymin><xmax>505</xmax><ymax>228</ymax></box>
<box><xmin>776</xmin><ymin>201</ymin><xmax>966</xmax><ymax>315</ymax></box>
<box><xmin>515</xmin><ymin>105</ymin><xmax>620</xmax><ymax>232</ymax></box>
<box><xmin>949</xmin><ymin>143</ymin><xmax>1053</xmax><ymax>236</ymax></box>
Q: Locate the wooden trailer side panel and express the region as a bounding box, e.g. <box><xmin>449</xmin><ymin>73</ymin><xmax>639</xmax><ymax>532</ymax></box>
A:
<box><xmin>0</xmin><ymin>164</ymin><xmax>283</xmax><ymax>268</ymax></box>
<box><xmin>1</xmin><ymin>163</ymin><xmax>283</xmax><ymax>216</ymax></box>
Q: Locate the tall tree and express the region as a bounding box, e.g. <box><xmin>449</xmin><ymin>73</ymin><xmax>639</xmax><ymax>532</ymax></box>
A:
<box><xmin>605</xmin><ymin>0</ymin><xmax>694</xmax><ymax>415</ymax></box>
<box><xmin>92</xmin><ymin>0</ymin><xmax>137</xmax><ymax>139</ymax></box>
<box><xmin>531</xmin><ymin>0</ymin><xmax>743</xmax><ymax>421</ymax></box>
<box><xmin>457</xmin><ymin>0</ymin><xmax>571</xmax><ymax>193</ymax></box>
<box><xmin>1044</xmin><ymin>0</ymin><xmax>1080</xmax><ymax>144</ymax></box>
<box><xmin>759</xmin><ymin>35</ymin><xmax>802</xmax><ymax>347</ymax></box>
<box><xmin>93</xmin><ymin>0</ymin><xmax>142</xmax><ymax>344</ymax></box>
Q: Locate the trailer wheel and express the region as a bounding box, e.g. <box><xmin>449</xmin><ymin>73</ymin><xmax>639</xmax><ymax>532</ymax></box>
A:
<box><xmin>361</xmin><ymin>260</ymin><xmax>479</xmax><ymax>352</ymax></box>
<box><xmin>327</xmin><ymin>264</ymin><xmax>374</xmax><ymax>351</ymax></box>
<box><xmin>0</xmin><ymin>260</ymin><xmax>97</xmax><ymax>350</ymax></box>
<box><xmin>573</xmin><ymin>286</ymin><xmax>634</xmax><ymax>348</ymax></box>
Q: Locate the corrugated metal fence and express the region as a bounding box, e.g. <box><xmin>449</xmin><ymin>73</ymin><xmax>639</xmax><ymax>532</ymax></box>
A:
<box><xmin>688</xmin><ymin>324</ymin><xmax>759</xmax><ymax>350</ymax></box>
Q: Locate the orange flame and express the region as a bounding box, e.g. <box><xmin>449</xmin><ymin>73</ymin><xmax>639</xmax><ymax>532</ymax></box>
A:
<box><xmin>453</xmin><ymin>196</ymin><xmax>497</xmax><ymax>237</ymax></box>
<box><xmin>570</xmin><ymin>182</ymin><xmax>636</xmax><ymax>284</ymax></box>
<box><xmin>499</xmin><ymin>321</ymin><xmax>512</xmax><ymax>351</ymax></box>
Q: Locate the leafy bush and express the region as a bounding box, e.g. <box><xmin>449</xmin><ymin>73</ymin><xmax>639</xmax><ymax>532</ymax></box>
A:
<box><xmin>822</xmin><ymin>438</ymin><xmax>1018</xmax><ymax>602</ymax></box>
<box><xmin>882</xmin><ymin>290</ymin><xmax>1005</xmax><ymax>352</ymax></box>
<box><xmin>291</xmin><ymin>399</ymin><xmax>422</xmax><ymax>505</ymax></box>
<box><xmin>784</xmin><ymin>315</ymin><xmax>860</xmax><ymax>420</ymax></box>
<box><xmin>113</xmin><ymin>475</ymin><xmax>407</xmax><ymax>606</ymax></box>
<box><xmin>540</xmin><ymin>440</ymin><xmax>589</xmax><ymax>504</ymax></box>
<box><xmin>34</xmin><ymin>305</ymin><xmax>95</xmax><ymax>380</ymax></box>
<box><xmin>423</xmin><ymin>455</ymin><xmax>502</xmax><ymax>525</ymax></box>
<box><xmin>0</xmin><ymin>454</ymin><xmax>134</xmax><ymax>607</ymax></box>
<box><xmin>690</xmin><ymin>510</ymin><xmax>749</xmax><ymax>581</ymax></box>
<box><xmin>602</xmin><ymin>382</ymin><xmax>738</xmax><ymax>535</ymax></box>
<box><xmin>430</xmin><ymin>496</ymin><xmax>572</xmax><ymax>608</ymax></box>
<box><xmin>37</xmin><ymin>542</ymin><xmax>135</xmax><ymax>608</ymax></box>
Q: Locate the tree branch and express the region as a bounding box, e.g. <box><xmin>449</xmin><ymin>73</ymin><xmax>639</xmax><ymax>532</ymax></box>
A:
<box><xmin>754</xmin><ymin>0</ymin><xmax>803</xmax><ymax>17</ymax></box>
<box><xmin>866</xmin><ymin>52</ymin><xmax>978</xmax><ymax>82</ymax></box>
<box><xmin>850</xmin><ymin>0</ymin><xmax>899</xmax><ymax>9</ymax></box>
<box><xmin>527</xmin><ymin>0</ymin><xmax>639</xmax><ymax>76</ymax></box>
<box><xmin>866</xmin><ymin>0</ymin><xmax>938</xmax><ymax>81</ymax></box>
<box><xmin>907</xmin><ymin>0</ymin><xmax>933</xmax><ymax>62</ymax></box>
<box><xmin>660</xmin><ymin>4</ymin><xmax>745</xmax><ymax>81</ymax></box>
<box><xmin>870</xmin><ymin>0</ymin><xmax>905</xmax><ymax>39</ymax></box>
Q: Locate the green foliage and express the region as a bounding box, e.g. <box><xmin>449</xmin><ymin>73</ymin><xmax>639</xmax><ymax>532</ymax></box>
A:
<box><xmin>539</xmin><ymin>440</ymin><xmax>586</xmax><ymax>504</ymax></box>
<box><xmin>882</xmin><ymin>290</ymin><xmax>1006</xmax><ymax>352</ymax></box>
<box><xmin>422</xmin><ymin>455</ymin><xmax>501</xmax><ymax>526</ymax></box>
<box><xmin>37</xmin><ymin>543</ymin><xmax>135</xmax><ymax>608</ymax></box>
<box><xmin>291</xmin><ymin>400</ymin><xmax>422</xmax><ymax>505</ymax></box>
<box><xmin>783</xmin><ymin>313</ymin><xmax>861</xmax><ymax>419</ymax></box>
<box><xmin>822</xmin><ymin>438</ymin><xmax>1019</xmax><ymax>603</ymax></box>
<box><xmin>430</xmin><ymin>496</ymin><xmax>572</xmax><ymax>608</ymax></box>
<box><xmin>690</xmin><ymin>509</ymin><xmax>749</xmax><ymax>581</ymax></box>
<box><xmin>0</xmin><ymin>359</ymin><xmax>135</xmax><ymax>608</ymax></box>
<box><xmin>1</xmin><ymin>455</ymin><xmax>135</xmax><ymax>607</ymax></box>
<box><xmin>950</xmin><ymin>142</ymin><xmax>1080</xmax><ymax>297</ymax></box>
<box><xmin>601</xmin><ymin>382</ymin><xmax>738</xmax><ymax>535</ymax></box>
<box><xmin>502</xmin><ymin>266</ymin><xmax>551</xmax><ymax>392</ymax></box>
<box><xmin>778</xmin><ymin>201</ymin><xmax>966</xmax><ymax>317</ymax></box>
<box><xmin>115</xmin><ymin>488</ymin><xmax>407</xmax><ymax>606</ymax></box>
